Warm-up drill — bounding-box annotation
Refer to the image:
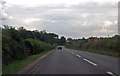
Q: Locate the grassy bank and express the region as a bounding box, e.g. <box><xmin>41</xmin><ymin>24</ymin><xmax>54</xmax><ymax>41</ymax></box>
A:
<box><xmin>2</xmin><ymin>50</ymin><xmax>53</xmax><ymax>74</ymax></box>
<box><xmin>66</xmin><ymin>47</ymin><xmax>120</xmax><ymax>57</ymax></box>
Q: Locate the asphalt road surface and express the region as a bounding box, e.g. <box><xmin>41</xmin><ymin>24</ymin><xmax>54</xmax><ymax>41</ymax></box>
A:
<box><xmin>32</xmin><ymin>47</ymin><xmax>118</xmax><ymax>75</ymax></box>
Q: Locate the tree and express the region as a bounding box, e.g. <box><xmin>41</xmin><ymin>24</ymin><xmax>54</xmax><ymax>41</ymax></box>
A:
<box><xmin>2</xmin><ymin>26</ymin><xmax>26</xmax><ymax>65</ymax></box>
<box><xmin>59</xmin><ymin>36</ymin><xmax>66</xmax><ymax>45</ymax></box>
<box><xmin>112</xmin><ymin>35</ymin><xmax>120</xmax><ymax>39</ymax></box>
<box><xmin>82</xmin><ymin>37</ymin><xmax>85</xmax><ymax>40</ymax></box>
<box><xmin>67</xmin><ymin>38</ymin><xmax>72</xmax><ymax>41</ymax></box>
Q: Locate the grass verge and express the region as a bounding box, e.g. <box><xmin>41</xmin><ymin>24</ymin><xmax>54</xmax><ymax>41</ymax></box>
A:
<box><xmin>66</xmin><ymin>47</ymin><xmax>120</xmax><ymax>57</ymax></box>
<box><xmin>2</xmin><ymin>50</ymin><xmax>52</xmax><ymax>74</ymax></box>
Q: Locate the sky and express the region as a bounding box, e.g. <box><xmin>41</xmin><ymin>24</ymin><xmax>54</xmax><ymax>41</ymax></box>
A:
<box><xmin>0</xmin><ymin>0</ymin><xmax>119</xmax><ymax>38</ymax></box>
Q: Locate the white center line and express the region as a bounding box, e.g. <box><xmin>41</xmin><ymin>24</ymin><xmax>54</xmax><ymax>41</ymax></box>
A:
<box><xmin>71</xmin><ymin>52</ymin><xmax>74</xmax><ymax>54</ymax></box>
<box><xmin>83</xmin><ymin>58</ymin><xmax>97</xmax><ymax>66</ymax></box>
<box><xmin>76</xmin><ymin>54</ymin><xmax>81</xmax><ymax>57</ymax></box>
<box><xmin>107</xmin><ymin>72</ymin><xmax>116</xmax><ymax>76</ymax></box>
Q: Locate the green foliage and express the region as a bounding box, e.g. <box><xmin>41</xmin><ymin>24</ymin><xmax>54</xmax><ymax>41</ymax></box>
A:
<box><xmin>2</xmin><ymin>27</ymin><xmax>26</xmax><ymax>65</ymax></box>
<box><xmin>26</xmin><ymin>38</ymin><xmax>55</xmax><ymax>54</ymax></box>
<box><xmin>2</xmin><ymin>35</ymin><xmax>12</xmax><ymax>64</ymax></box>
<box><xmin>2</xmin><ymin>50</ymin><xmax>51</xmax><ymax>74</ymax></box>
<box><xmin>2</xmin><ymin>25</ymin><xmax>57</xmax><ymax>65</ymax></box>
<box><xmin>18</xmin><ymin>26</ymin><xmax>60</xmax><ymax>45</ymax></box>
<box><xmin>59</xmin><ymin>36</ymin><xmax>66</xmax><ymax>45</ymax></box>
<box><xmin>66</xmin><ymin>37</ymin><xmax>119</xmax><ymax>56</ymax></box>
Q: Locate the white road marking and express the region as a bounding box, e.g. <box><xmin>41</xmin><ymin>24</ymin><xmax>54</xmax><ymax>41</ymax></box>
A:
<box><xmin>83</xmin><ymin>58</ymin><xmax>97</xmax><ymax>66</ymax></box>
<box><xmin>76</xmin><ymin>54</ymin><xmax>81</xmax><ymax>57</ymax></box>
<box><xmin>71</xmin><ymin>52</ymin><xmax>74</xmax><ymax>54</ymax></box>
<box><xmin>107</xmin><ymin>72</ymin><xmax>116</xmax><ymax>76</ymax></box>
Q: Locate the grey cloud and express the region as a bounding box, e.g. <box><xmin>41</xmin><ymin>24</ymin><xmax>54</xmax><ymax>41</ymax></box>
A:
<box><xmin>70</xmin><ymin>2</ymin><xmax>118</xmax><ymax>8</ymax></box>
<box><xmin>1</xmin><ymin>1</ymin><xmax>118</xmax><ymax>38</ymax></box>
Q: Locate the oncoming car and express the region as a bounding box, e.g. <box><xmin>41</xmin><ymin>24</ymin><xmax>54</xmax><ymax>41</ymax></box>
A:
<box><xmin>57</xmin><ymin>46</ymin><xmax>62</xmax><ymax>50</ymax></box>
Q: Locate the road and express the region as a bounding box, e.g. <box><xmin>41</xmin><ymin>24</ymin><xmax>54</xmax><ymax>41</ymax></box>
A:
<box><xmin>31</xmin><ymin>47</ymin><xmax>118</xmax><ymax>75</ymax></box>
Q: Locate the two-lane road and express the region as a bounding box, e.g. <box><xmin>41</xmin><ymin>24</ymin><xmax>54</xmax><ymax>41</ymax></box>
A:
<box><xmin>31</xmin><ymin>48</ymin><xmax>118</xmax><ymax>75</ymax></box>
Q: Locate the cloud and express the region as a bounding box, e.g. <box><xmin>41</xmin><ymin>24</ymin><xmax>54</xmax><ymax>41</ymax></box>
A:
<box><xmin>5</xmin><ymin>0</ymin><xmax>119</xmax><ymax>7</ymax></box>
<box><xmin>1</xmin><ymin>1</ymin><xmax>118</xmax><ymax>38</ymax></box>
<box><xmin>104</xmin><ymin>20</ymin><xmax>113</xmax><ymax>26</ymax></box>
<box><xmin>25</xmin><ymin>18</ymin><xmax>41</xmax><ymax>24</ymax></box>
<box><xmin>3</xmin><ymin>11</ymin><xmax>8</xmax><ymax>16</ymax></box>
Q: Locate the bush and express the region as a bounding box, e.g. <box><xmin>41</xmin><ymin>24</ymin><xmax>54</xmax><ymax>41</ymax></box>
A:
<box><xmin>66</xmin><ymin>39</ymin><xmax>119</xmax><ymax>53</ymax></box>
<box><xmin>2</xmin><ymin>35</ymin><xmax>12</xmax><ymax>64</ymax></box>
<box><xmin>2</xmin><ymin>25</ymin><xmax>57</xmax><ymax>65</ymax></box>
<box><xmin>26</xmin><ymin>38</ymin><xmax>55</xmax><ymax>54</ymax></box>
<box><xmin>2</xmin><ymin>27</ymin><xmax>26</xmax><ymax>65</ymax></box>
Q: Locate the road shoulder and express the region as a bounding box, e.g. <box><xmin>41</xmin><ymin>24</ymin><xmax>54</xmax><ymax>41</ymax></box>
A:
<box><xmin>15</xmin><ymin>50</ymin><xmax>55</xmax><ymax>74</ymax></box>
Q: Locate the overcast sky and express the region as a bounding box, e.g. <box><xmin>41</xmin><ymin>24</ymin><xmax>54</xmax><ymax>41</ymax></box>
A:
<box><xmin>0</xmin><ymin>0</ymin><xmax>119</xmax><ymax>38</ymax></box>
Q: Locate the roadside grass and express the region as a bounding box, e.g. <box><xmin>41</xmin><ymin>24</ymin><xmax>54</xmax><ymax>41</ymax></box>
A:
<box><xmin>2</xmin><ymin>50</ymin><xmax>52</xmax><ymax>74</ymax></box>
<box><xmin>66</xmin><ymin>47</ymin><xmax>120</xmax><ymax>57</ymax></box>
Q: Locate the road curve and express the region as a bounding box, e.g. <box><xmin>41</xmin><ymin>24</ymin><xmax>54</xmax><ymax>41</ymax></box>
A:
<box><xmin>64</xmin><ymin>48</ymin><xmax>118</xmax><ymax>74</ymax></box>
<box><xmin>31</xmin><ymin>48</ymin><xmax>118</xmax><ymax>75</ymax></box>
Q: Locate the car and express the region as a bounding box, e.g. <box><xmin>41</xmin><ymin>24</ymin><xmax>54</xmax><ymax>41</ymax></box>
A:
<box><xmin>57</xmin><ymin>46</ymin><xmax>62</xmax><ymax>50</ymax></box>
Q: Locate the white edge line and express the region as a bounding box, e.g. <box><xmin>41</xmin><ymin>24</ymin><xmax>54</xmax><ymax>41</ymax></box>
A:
<box><xmin>84</xmin><ymin>58</ymin><xmax>97</xmax><ymax>66</ymax></box>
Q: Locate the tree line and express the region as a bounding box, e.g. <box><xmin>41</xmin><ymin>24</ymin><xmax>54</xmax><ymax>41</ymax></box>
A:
<box><xmin>2</xmin><ymin>24</ymin><xmax>119</xmax><ymax>65</ymax></box>
<box><xmin>66</xmin><ymin>35</ymin><xmax>120</xmax><ymax>53</ymax></box>
<box><xmin>2</xmin><ymin>25</ymin><xmax>66</xmax><ymax>65</ymax></box>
